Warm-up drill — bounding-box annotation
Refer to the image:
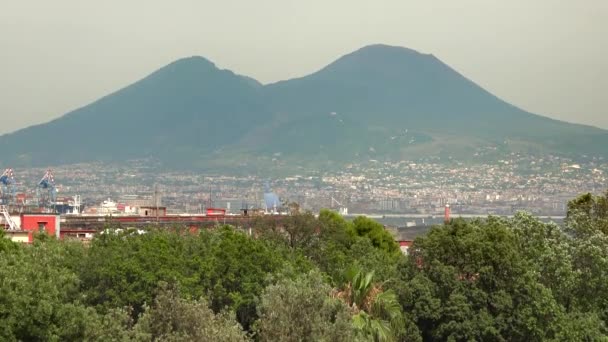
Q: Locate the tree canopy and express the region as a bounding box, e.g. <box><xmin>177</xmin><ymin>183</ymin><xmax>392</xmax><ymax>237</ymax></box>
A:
<box><xmin>1</xmin><ymin>196</ymin><xmax>607</xmax><ymax>341</ymax></box>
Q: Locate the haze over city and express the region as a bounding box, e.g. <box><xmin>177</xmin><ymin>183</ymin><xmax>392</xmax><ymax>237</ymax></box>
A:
<box><xmin>1</xmin><ymin>0</ymin><xmax>607</xmax><ymax>134</ymax></box>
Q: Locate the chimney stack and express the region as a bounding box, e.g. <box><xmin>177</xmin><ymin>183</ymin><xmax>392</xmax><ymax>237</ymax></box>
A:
<box><xmin>444</xmin><ymin>204</ymin><xmax>450</xmax><ymax>224</ymax></box>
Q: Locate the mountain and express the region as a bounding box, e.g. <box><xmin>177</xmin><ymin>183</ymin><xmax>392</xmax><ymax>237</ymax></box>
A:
<box><xmin>1</xmin><ymin>45</ymin><xmax>607</xmax><ymax>171</ymax></box>
<box><xmin>263</xmin><ymin>45</ymin><xmax>608</xmax><ymax>159</ymax></box>
<box><xmin>0</xmin><ymin>56</ymin><xmax>270</xmax><ymax>166</ymax></box>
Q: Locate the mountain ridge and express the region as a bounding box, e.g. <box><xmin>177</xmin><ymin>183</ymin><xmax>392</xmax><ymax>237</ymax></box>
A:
<box><xmin>1</xmin><ymin>44</ymin><xmax>606</xmax><ymax>171</ymax></box>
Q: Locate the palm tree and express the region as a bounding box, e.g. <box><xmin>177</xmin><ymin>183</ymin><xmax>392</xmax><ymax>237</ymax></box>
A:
<box><xmin>334</xmin><ymin>268</ymin><xmax>404</xmax><ymax>341</ymax></box>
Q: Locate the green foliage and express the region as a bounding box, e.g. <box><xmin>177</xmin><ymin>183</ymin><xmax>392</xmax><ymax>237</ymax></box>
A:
<box><xmin>405</xmin><ymin>217</ymin><xmax>565</xmax><ymax>341</ymax></box>
<box><xmin>561</xmin><ymin>195</ymin><xmax>608</xmax><ymax>326</ymax></box>
<box><xmin>347</xmin><ymin>238</ymin><xmax>404</xmax><ymax>283</ymax></box>
<box><xmin>0</xmin><ymin>228</ymin><xmax>19</xmax><ymax>253</ymax></box>
<box><xmin>254</xmin><ymin>270</ymin><xmax>355</xmax><ymax>342</ymax></box>
<box><xmin>567</xmin><ymin>191</ymin><xmax>608</xmax><ymax>236</ymax></box>
<box><xmin>133</xmin><ymin>282</ymin><xmax>249</xmax><ymax>341</ymax></box>
<box><xmin>79</xmin><ymin>228</ymin><xmax>197</xmax><ymax>316</ymax></box>
<box><xmin>84</xmin><ymin>308</ymin><xmax>136</xmax><ymax>341</ymax></box>
<box><xmin>2</xmin><ymin>192</ymin><xmax>608</xmax><ymax>340</ymax></box>
<box><xmin>0</xmin><ymin>237</ymin><xmax>94</xmax><ymax>341</ymax></box>
<box><xmin>352</xmin><ymin>216</ymin><xmax>399</xmax><ymax>255</ymax></box>
<box><xmin>276</xmin><ymin>211</ymin><xmax>319</xmax><ymax>249</ymax></box>
<box><xmin>83</xmin><ymin>282</ymin><xmax>249</xmax><ymax>341</ymax></box>
<box><xmin>80</xmin><ymin>226</ymin><xmax>308</xmax><ymax>330</ymax></box>
<box><xmin>567</xmin><ymin>191</ymin><xmax>608</xmax><ymax>219</ymax></box>
<box><xmin>338</xmin><ymin>268</ymin><xmax>414</xmax><ymax>342</ymax></box>
<box><xmin>399</xmin><ymin>211</ymin><xmax>608</xmax><ymax>341</ymax></box>
<box><xmin>552</xmin><ymin>312</ymin><xmax>608</xmax><ymax>342</ymax></box>
<box><xmin>253</xmin><ymin>211</ymin><xmax>403</xmax><ymax>287</ymax></box>
<box><xmin>318</xmin><ymin>209</ymin><xmax>356</xmax><ymax>245</ymax></box>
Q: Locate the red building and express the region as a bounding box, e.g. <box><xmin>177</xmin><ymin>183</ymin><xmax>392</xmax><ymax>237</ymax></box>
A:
<box><xmin>20</xmin><ymin>214</ymin><xmax>60</xmax><ymax>243</ymax></box>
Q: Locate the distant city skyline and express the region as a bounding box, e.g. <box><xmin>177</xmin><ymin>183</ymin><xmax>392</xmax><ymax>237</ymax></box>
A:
<box><xmin>1</xmin><ymin>0</ymin><xmax>606</xmax><ymax>134</ymax></box>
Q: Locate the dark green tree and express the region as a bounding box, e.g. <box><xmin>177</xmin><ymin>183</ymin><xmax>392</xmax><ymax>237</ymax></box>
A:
<box><xmin>566</xmin><ymin>191</ymin><xmax>608</xmax><ymax>236</ymax></box>
<box><xmin>79</xmin><ymin>226</ymin><xmax>310</xmax><ymax>330</ymax></box>
<box><xmin>404</xmin><ymin>218</ymin><xmax>565</xmax><ymax>341</ymax></box>
<box><xmin>0</xmin><ymin>236</ymin><xmax>95</xmax><ymax>341</ymax></box>
<box><xmin>352</xmin><ymin>216</ymin><xmax>399</xmax><ymax>255</ymax></box>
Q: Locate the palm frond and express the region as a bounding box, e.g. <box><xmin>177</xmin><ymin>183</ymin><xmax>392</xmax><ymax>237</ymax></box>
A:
<box><xmin>372</xmin><ymin>291</ymin><xmax>401</xmax><ymax>317</ymax></box>
<box><xmin>352</xmin><ymin>312</ymin><xmax>371</xmax><ymax>331</ymax></box>
<box><xmin>369</xmin><ymin>317</ymin><xmax>393</xmax><ymax>342</ymax></box>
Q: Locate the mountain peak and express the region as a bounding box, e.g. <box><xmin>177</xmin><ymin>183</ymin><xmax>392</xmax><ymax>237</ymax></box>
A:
<box><xmin>309</xmin><ymin>44</ymin><xmax>438</xmax><ymax>81</ymax></box>
<box><xmin>133</xmin><ymin>55</ymin><xmax>224</xmax><ymax>89</ymax></box>
<box><xmin>355</xmin><ymin>44</ymin><xmax>427</xmax><ymax>55</ymax></box>
<box><xmin>157</xmin><ymin>56</ymin><xmax>218</xmax><ymax>75</ymax></box>
<box><xmin>341</xmin><ymin>44</ymin><xmax>434</xmax><ymax>63</ymax></box>
<box><xmin>170</xmin><ymin>55</ymin><xmax>216</xmax><ymax>67</ymax></box>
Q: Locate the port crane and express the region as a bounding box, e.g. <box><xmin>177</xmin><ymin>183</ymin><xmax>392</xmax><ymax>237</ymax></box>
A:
<box><xmin>331</xmin><ymin>196</ymin><xmax>349</xmax><ymax>216</ymax></box>
<box><xmin>0</xmin><ymin>205</ymin><xmax>18</xmax><ymax>230</ymax></box>
<box><xmin>0</xmin><ymin>168</ymin><xmax>16</xmax><ymax>205</ymax></box>
<box><xmin>36</xmin><ymin>169</ymin><xmax>57</xmax><ymax>210</ymax></box>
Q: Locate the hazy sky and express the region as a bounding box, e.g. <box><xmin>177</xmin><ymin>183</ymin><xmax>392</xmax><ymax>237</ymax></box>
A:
<box><xmin>1</xmin><ymin>0</ymin><xmax>606</xmax><ymax>134</ymax></box>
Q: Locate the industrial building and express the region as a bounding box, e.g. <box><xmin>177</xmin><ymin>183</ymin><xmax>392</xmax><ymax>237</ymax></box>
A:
<box><xmin>1</xmin><ymin>207</ymin><xmax>60</xmax><ymax>243</ymax></box>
